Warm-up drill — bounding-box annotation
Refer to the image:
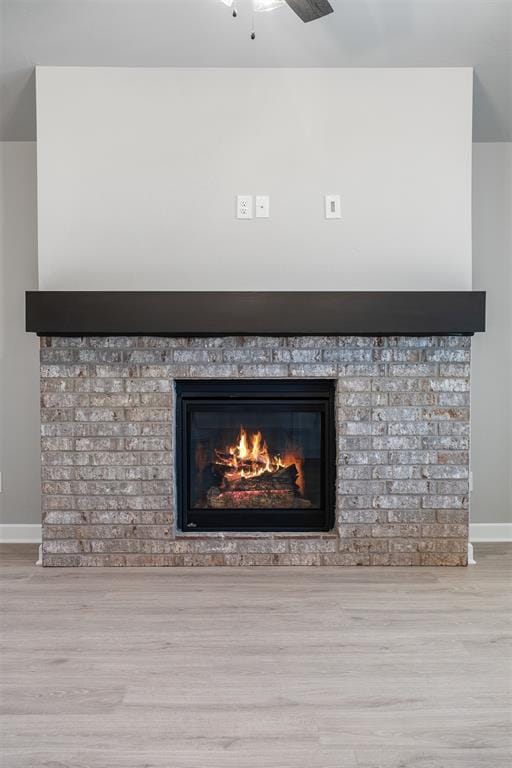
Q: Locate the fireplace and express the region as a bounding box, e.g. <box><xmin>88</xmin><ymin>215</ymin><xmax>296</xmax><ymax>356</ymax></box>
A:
<box><xmin>176</xmin><ymin>380</ymin><xmax>335</xmax><ymax>532</ymax></box>
<box><xmin>27</xmin><ymin>290</ymin><xmax>485</xmax><ymax>566</ymax></box>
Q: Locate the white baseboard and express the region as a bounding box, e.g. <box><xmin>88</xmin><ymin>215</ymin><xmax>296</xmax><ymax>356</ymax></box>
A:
<box><xmin>470</xmin><ymin>523</ymin><xmax>512</xmax><ymax>542</ymax></box>
<box><xmin>0</xmin><ymin>523</ymin><xmax>510</xmax><ymax>544</ymax></box>
<box><xmin>0</xmin><ymin>524</ymin><xmax>42</xmax><ymax>543</ymax></box>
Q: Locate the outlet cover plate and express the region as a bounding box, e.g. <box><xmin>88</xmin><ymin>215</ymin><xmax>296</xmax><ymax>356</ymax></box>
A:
<box><xmin>325</xmin><ymin>194</ymin><xmax>341</xmax><ymax>219</ymax></box>
<box><xmin>255</xmin><ymin>195</ymin><xmax>270</xmax><ymax>218</ymax></box>
<box><xmin>237</xmin><ymin>195</ymin><xmax>253</xmax><ymax>219</ymax></box>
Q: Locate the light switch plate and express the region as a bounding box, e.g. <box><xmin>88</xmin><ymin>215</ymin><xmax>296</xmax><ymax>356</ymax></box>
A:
<box><xmin>237</xmin><ymin>195</ymin><xmax>253</xmax><ymax>219</ymax></box>
<box><xmin>255</xmin><ymin>195</ymin><xmax>270</xmax><ymax>218</ymax></box>
<box><xmin>325</xmin><ymin>194</ymin><xmax>341</xmax><ymax>219</ymax></box>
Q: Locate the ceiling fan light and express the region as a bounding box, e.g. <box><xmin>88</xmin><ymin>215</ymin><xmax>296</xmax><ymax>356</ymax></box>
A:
<box><xmin>253</xmin><ymin>0</ymin><xmax>286</xmax><ymax>12</ymax></box>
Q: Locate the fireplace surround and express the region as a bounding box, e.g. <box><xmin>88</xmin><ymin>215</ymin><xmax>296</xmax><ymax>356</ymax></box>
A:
<box><xmin>27</xmin><ymin>291</ymin><xmax>485</xmax><ymax>567</ymax></box>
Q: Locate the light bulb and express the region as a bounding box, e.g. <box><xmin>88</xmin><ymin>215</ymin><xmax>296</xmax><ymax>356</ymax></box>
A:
<box><xmin>253</xmin><ymin>0</ymin><xmax>285</xmax><ymax>11</ymax></box>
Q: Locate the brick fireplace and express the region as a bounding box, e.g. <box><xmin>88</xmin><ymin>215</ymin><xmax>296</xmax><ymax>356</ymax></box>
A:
<box><xmin>39</xmin><ymin>333</ymin><xmax>472</xmax><ymax>566</ymax></box>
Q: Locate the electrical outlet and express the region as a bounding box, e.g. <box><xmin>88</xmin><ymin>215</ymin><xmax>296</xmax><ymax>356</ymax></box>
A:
<box><xmin>236</xmin><ymin>195</ymin><xmax>253</xmax><ymax>219</ymax></box>
<box><xmin>325</xmin><ymin>194</ymin><xmax>341</xmax><ymax>219</ymax></box>
<box><xmin>469</xmin><ymin>471</ymin><xmax>474</xmax><ymax>493</ymax></box>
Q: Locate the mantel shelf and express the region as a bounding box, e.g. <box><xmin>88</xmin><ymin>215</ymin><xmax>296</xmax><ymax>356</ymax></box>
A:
<box><xmin>25</xmin><ymin>291</ymin><xmax>486</xmax><ymax>337</ymax></box>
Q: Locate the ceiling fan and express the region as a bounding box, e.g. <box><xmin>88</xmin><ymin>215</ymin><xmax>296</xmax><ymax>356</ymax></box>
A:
<box><xmin>283</xmin><ymin>1</ymin><xmax>333</xmax><ymax>23</ymax></box>
<box><xmin>222</xmin><ymin>0</ymin><xmax>333</xmax><ymax>24</ymax></box>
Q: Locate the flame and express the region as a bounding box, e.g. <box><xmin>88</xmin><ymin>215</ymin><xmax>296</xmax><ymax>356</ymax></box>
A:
<box><xmin>214</xmin><ymin>427</ymin><xmax>305</xmax><ymax>495</ymax></box>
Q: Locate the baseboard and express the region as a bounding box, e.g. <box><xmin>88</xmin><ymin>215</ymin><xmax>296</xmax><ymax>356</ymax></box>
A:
<box><xmin>0</xmin><ymin>523</ymin><xmax>510</xmax><ymax>544</ymax></box>
<box><xmin>470</xmin><ymin>523</ymin><xmax>512</xmax><ymax>542</ymax></box>
<box><xmin>0</xmin><ymin>524</ymin><xmax>42</xmax><ymax>543</ymax></box>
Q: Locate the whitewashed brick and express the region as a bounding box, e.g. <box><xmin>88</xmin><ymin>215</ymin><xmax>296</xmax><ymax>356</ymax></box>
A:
<box><xmin>39</xmin><ymin>333</ymin><xmax>471</xmax><ymax>567</ymax></box>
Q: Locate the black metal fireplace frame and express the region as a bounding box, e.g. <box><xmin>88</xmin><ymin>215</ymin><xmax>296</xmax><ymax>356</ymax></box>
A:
<box><xmin>175</xmin><ymin>380</ymin><xmax>336</xmax><ymax>532</ymax></box>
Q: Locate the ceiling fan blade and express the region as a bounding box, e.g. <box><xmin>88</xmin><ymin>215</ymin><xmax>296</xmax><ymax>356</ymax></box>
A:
<box><xmin>284</xmin><ymin>0</ymin><xmax>334</xmax><ymax>23</ymax></box>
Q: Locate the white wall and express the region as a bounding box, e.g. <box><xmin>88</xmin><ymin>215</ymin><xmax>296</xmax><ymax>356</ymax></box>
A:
<box><xmin>36</xmin><ymin>67</ymin><xmax>473</xmax><ymax>291</ymax></box>
<box><xmin>0</xmin><ymin>142</ymin><xmax>40</xmax><ymax>527</ymax></box>
<box><xmin>471</xmin><ymin>143</ymin><xmax>512</xmax><ymax>526</ymax></box>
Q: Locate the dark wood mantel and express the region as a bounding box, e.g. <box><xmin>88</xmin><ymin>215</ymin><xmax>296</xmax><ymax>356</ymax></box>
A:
<box><xmin>25</xmin><ymin>291</ymin><xmax>486</xmax><ymax>337</ymax></box>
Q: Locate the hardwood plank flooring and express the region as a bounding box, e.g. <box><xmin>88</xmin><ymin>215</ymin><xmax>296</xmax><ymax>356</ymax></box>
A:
<box><xmin>1</xmin><ymin>543</ymin><xmax>511</xmax><ymax>767</ymax></box>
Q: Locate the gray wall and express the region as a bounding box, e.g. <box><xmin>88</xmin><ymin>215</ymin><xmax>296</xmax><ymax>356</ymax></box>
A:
<box><xmin>471</xmin><ymin>143</ymin><xmax>512</xmax><ymax>524</ymax></box>
<box><xmin>0</xmin><ymin>142</ymin><xmax>40</xmax><ymax>525</ymax></box>
<box><xmin>0</xmin><ymin>140</ymin><xmax>510</xmax><ymax>528</ymax></box>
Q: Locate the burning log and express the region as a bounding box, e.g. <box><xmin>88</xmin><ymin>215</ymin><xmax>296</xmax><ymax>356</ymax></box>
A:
<box><xmin>225</xmin><ymin>465</ymin><xmax>299</xmax><ymax>492</ymax></box>
<box><xmin>203</xmin><ymin>463</ymin><xmax>312</xmax><ymax>509</ymax></box>
<box><xmin>198</xmin><ymin>425</ymin><xmax>310</xmax><ymax>510</ymax></box>
<box><xmin>215</xmin><ymin>451</ymin><xmax>268</xmax><ymax>472</ymax></box>
<box><xmin>206</xmin><ymin>487</ymin><xmax>312</xmax><ymax>510</ymax></box>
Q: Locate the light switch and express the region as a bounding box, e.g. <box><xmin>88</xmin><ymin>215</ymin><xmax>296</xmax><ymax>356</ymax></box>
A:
<box><xmin>325</xmin><ymin>194</ymin><xmax>341</xmax><ymax>219</ymax></box>
<box><xmin>237</xmin><ymin>195</ymin><xmax>253</xmax><ymax>219</ymax></box>
<box><xmin>255</xmin><ymin>195</ymin><xmax>270</xmax><ymax>218</ymax></box>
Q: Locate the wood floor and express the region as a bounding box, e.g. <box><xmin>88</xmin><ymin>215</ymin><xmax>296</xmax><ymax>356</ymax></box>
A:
<box><xmin>1</xmin><ymin>544</ymin><xmax>511</xmax><ymax>768</ymax></box>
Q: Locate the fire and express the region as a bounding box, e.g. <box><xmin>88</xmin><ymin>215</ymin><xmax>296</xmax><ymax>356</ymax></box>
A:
<box><xmin>214</xmin><ymin>427</ymin><xmax>305</xmax><ymax>495</ymax></box>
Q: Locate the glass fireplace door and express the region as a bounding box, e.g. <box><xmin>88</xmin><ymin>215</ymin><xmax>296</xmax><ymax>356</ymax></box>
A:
<box><xmin>176</xmin><ymin>380</ymin><xmax>335</xmax><ymax>532</ymax></box>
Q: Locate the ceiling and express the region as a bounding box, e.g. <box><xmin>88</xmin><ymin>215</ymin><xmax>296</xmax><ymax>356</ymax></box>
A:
<box><xmin>1</xmin><ymin>0</ymin><xmax>511</xmax><ymax>141</ymax></box>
